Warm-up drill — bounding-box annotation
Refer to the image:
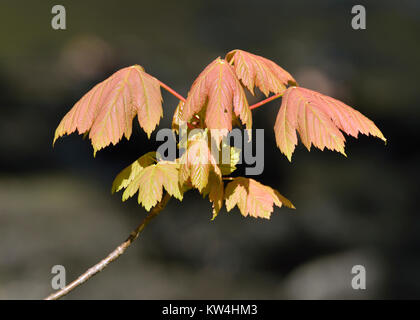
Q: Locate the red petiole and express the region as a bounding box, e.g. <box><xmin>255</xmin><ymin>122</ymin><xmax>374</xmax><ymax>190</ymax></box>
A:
<box><xmin>158</xmin><ymin>80</ymin><xmax>283</xmax><ymax>124</ymax></box>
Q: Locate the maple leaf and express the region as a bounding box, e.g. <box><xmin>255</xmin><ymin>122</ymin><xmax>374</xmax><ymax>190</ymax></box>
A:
<box><xmin>179</xmin><ymin>58</ymin><xmax>252</xmax><ymax>145</ymax></box>
<box><xmin>172</xmin><ymin>101</ymin><xmax>185</xmax><ymax>133</ymax></box>
<box><xmin>274</xmin><ymin>86</ymin><xmax>387</xmax><ymax>161</ymax></box>
<box><xmin>111</xmin><ymin>152</ymin><xmax>156</xmax><ymax>194</ymax></box>
<box><xmin>201</xmin><ymin>171</ymin><xmax>224</xmax><ymax>220</ymax></box>
<box><xmin>226</xmin><ymin>49</ymin><xmax>297</xmax><ymax>97</ymax></box>
<box><xmin>118</xmin><ymin>160</ymin><xmax>183</xmax><ymax>211</ymax></box>
<box><xmin>54</xmin><ymin>65</ymin><xmax>163</xmax><ymax>155</ymax></box>
<box><xmin>179</xmin><ymin>130</ymin><xmax>222</xmax><ymax>193</ymax></box>
<box><xmin>225</xmin><ymin>177</ymin><xmax>295</xmax><ymax>219</ymax></box>
<box><xmin>177</xmin><ymin>130</ymin><xmax>225</xmax><ymax>218</ymax></box>
<box><xmin>219</xmin><ymin>143</ymin><xmax>241</xmax><ymax>176</ymax></box>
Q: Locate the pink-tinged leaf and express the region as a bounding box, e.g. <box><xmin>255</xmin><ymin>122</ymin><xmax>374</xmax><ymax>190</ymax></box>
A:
<box><xmin>180</xmin><ymin>58</ymin><xmax>252</xmax><ymax>144</ymax></box>
<box><xmin>226</xmin><ymin>49</ymin><xmax>297</xmax><ymax>96</ymax></box>
<box><xmin>225</xmin><ymin>177</ymin><xmax>295</xmax><ymax>219</ymax></box>
<box><xmin>54</xmin><ymin>65</ymin><xmax>163</xmax><ymax>155</ymax></box>
<box><xmin>274</xmin><ymin>87</ymin><xmax>386</xmax><ymax>161</ymax></box>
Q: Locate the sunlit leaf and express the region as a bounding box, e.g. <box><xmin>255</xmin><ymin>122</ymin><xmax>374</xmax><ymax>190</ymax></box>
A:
<box><xmin>54</xmin><ymin>65</ymin><xmax>163</xmax><ymax>155</ymax></box>
<box><xmin>179</xmin><ymin>131</ymin><xmax>221</xmax><ymax>192</ymax></box>
<box><xmin>202</xmin><ymin>171</ymin><xmax>224</xmax><ymax>220</ymax></box>
<box><xmin>274</xmin><ymin>86</ymin><xmax>386</xmax><ymax>161</ymax></box>
<box><xmin>111</xmin><ymin>152</ymin><xmax>156</xmax><ymax>194</ymax></box>
<box><xmin>225</xmin><ymin>177</ymin><xmax>294</xmax><ymax>219</ymax></box>
<box><xmin>172</xmin><ymin>101</ymin><xmax>185</xmax><ymax>133</ymax></box>
<box><xmin>180</xmin><ymin>58</ymin><xmax>252</xmax><ymax>145</ymax></box>
<box><xmin>226</xmin><ymin>49</ymin><xmax>297</xmax><ymax>96</ymax></box>
<box><xmin>120</xmin><ymin>161</ymin><xmax>183</xmax><ymax>211</ymax></box>
<box><xmin>219</xmin><ymin>145</ymin><xmax>241</xmax><ymax>176</ymax></box>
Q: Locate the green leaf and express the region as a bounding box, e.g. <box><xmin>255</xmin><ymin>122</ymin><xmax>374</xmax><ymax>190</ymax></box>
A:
<box><xmin>111</xmin><ymin>152</ymin><xmax>156</xmax><ymax>194</ymax></box>
<box><xmin>121</xmin><ymin>161</ymin><xmax>183</xmax><ymax>211</ymax></box>
<box><xmin>202</xmin><ymin>171</ymin><xmax>224</xmax><ymax>219</ymax></box>
<box><xmin>220</xmin><ymin>145</ymin><xmax>241</xmax><ymax>176</ymax></box>
<box><xmin>179</xmin><ymin>133</ymin><xmax>221</xmax><ymax>193</ymax></box>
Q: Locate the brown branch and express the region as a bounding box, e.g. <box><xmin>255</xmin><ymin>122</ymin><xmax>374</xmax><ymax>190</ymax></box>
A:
<box><xmin>44</xmin><ymin>193</ymin><xmax>172</xmax><ymax>300</ymax></box>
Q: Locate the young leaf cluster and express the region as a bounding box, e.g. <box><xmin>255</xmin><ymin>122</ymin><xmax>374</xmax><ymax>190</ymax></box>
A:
<box><xmin>54</xmin><ymin>50</ymin><xmax>385</xmax><ymax>219</ymax></box>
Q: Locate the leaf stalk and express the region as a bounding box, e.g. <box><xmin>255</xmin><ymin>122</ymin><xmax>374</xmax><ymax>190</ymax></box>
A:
<box><xmin>249</xmin><ymin>92</ymin><xmax>284</xmax><ymax>110</ymax></box>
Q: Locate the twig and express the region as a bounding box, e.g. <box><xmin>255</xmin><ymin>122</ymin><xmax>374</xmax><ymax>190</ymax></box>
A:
<box><xmin>44</xmin><ymin>193</ymin><xmax>172</xmax><ymax>300</ymax></box>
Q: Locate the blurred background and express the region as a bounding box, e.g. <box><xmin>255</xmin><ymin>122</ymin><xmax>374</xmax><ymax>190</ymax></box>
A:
<box><xmin>0</xmin><ymin>0</ymin><xmax>418</xmax><ymax>299</ymax></box>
